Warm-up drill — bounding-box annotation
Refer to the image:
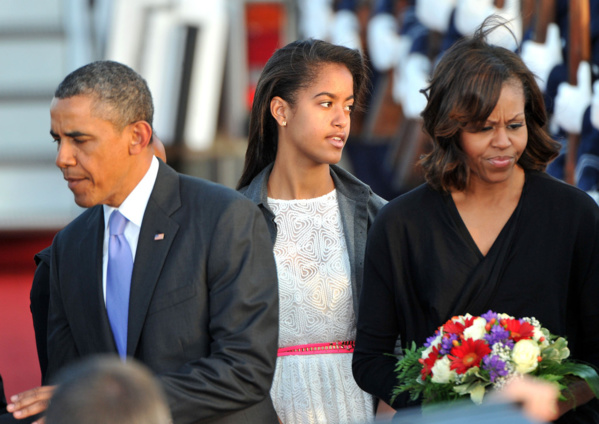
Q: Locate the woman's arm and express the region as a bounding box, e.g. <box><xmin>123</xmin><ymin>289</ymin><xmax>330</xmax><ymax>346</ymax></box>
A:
<box><xmin>353</xmin><ymin>213</ymin><xmax>402</xmax><ymax>405</ymax></box>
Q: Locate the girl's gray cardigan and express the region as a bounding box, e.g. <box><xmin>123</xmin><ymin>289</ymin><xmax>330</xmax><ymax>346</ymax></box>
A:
<box><xmin>239</xmin><ymin>163</ymin><xmax>386</xmax><ymax>318</ymax></box>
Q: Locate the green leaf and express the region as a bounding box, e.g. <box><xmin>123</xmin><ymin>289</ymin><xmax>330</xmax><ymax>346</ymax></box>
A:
<box><xmin>537</xmin><ymin>361</ymin><xmax>599</xmax><ymax>399</ymax></box>
<box><xmin>560</xmin><ymin>363</ymin><xmax>599</xmax><ymax>398</ymax></box>
<box><xmin>389</xmin><ymin>342</ymin><xmax>427</xmax><ymax>404</ymax></box>
<box><xmin>453</xmin><ymin>383</ymin><xmax>471</xmax><ymax>396</ymax></box>
<box><xmin>453</xmin><ymin>381</ymin><xmax>488</xmax><ymax>405</ymax></box>
<box><xmin>469</xmin><ymin>383</ymin><xmax>486</xmax><ymax>405</ymax></box>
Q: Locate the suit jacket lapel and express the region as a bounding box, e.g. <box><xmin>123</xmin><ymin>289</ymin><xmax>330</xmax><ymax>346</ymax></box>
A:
<box><xmin>127</xmin><ymin>162</ymin><xmax>181</xmax><ymax>356</ymax></box>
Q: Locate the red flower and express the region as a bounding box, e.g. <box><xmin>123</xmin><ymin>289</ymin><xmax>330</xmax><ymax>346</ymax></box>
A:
<box><xmin>504</xmin><ymin>319</ymin><xmax>534</xmax><ymax>342</ymax></box>
<box><xmin>443</xmin><ymin>319</ymin><xmax>466</xmax><ymax>335</ymax></box>
<box><xmin>463</xmin><ymin>316</ymin><xmax>476</xmax><ymax>329</ymax></box>
<box><xmin>420</xmin><ymin>346</ymin><xmax>440</xmax><ymax>381</ymax></box>
<box><xmin>449</xmin><ymin>339</ymin><xmax>491</xmax><ymax>374</ymax></box>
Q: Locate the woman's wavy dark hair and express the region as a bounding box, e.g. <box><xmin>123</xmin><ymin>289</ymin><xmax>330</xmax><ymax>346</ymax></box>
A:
<box><xmin>419</xmin><ymin>17</ymin><xmax>560</xmax><ymax>192</ymax></box>
<box><xmin>236</xmin><ymin>39</ymin><xmax>368</xmax><ymax>190</ymax></box>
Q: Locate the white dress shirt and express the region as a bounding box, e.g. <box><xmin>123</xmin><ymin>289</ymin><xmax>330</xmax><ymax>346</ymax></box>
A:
<box><xmin>102</xmin><ymin>156</ymin><xmax>159</xmax><ymax>302</ymax></box>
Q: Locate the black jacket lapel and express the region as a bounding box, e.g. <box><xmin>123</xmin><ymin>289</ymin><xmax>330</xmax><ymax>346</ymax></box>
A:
<box><xmin>127</xmin><ymin>162</ymin><xmax>181</xmax><ymax>356</ymax></box>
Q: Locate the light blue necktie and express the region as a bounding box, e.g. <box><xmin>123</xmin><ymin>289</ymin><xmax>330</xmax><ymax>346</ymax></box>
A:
<box><xmin>106</xmin><ymin>210</ymin><xmax>133</xmax><ymax>359</ymax></box>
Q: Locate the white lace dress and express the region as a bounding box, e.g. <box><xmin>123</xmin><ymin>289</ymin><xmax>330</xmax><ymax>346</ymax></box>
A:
<box><xmin>268</xmin><ymin>190</ymin><xmax>375</xmax><ymax>424</ymax></box>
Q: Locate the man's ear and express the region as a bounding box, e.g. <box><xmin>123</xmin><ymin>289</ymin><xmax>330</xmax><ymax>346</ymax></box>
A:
<box><xmin>128</xmin><ymin>121</ymin><xmax>153</xmax><ymax>155</ymax></box>
<box><xmin>270</xmin><ymin>96</ymin><xmax>289</xmax><ymax>127</ymax></box>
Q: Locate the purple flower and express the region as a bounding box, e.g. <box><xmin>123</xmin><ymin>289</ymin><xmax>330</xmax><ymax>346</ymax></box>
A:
<box><xmin>424</xmin><ymin>330</ymin><xmax>440</xmax><ymax>348</ymax></box>
<box><xmin>481</xmin><ymin>310</ymin><xmax>498</xmax><ymax>322</ymax></box>
<box><xmin>484</xmin><ymin>325</ymin><xmax>513</xmax><ymax>348</ymax></box>
<box><xmin>440</xmin><ymin>334</ymin><xmax>458</xmax><ymax>355</ymax></box>
<box><xmin>482</xmin><ymin>355</ymin><xmax>509</xmax><ymax>383</ymax></box>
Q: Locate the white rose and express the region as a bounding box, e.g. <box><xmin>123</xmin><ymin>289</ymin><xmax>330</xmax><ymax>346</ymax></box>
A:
<box><xmin>463</xmin><ymin>317</ymin><xmax>487</xmax><ymax>341</ymax></box>
<box><xmin>512</xmin><ymin>339</ymin><xmax>541</xmax><ymax>374</ymax></box>
<box><xmin>431</xmin><ymin>356</ymin><xmax>457</xmax><ymax>384</ymax></box>
<box><xmin>532</xmin><ymin>326</ymin><xmax>550</xmax><ymax>348</ymax></box>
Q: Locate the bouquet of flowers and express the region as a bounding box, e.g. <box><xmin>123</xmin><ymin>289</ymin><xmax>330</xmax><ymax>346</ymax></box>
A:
<box><xmin>392</xmin><ymin>311</ymin><xmax>599</xmax><ymax>406</ymax></box>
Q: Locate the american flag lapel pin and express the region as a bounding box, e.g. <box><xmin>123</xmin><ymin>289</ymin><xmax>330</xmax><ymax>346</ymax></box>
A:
<box><xmin>154</xmin><ymin>233</ymin><xmax>165</xmax><ymax>241</ymax></box>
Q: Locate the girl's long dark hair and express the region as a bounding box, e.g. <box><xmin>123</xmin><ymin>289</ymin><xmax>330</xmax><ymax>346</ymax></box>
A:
<box><xmin>236</xmin><ymin>39</ymin><xmax>368</xmax><ymax>189</ymax></box>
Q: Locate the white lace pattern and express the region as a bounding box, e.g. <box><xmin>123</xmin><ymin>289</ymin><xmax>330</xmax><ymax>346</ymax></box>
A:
<box><xmin>268</xmin><ymin>190</ymin><xmax>374</xmax><ymax>424</ymax></box>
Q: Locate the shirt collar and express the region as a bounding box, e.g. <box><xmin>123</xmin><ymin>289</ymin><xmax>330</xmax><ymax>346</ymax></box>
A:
<box><xmin>103</xmin><ymin>156</ymin><xmax>160</xmax><ymax>228</ymax></box>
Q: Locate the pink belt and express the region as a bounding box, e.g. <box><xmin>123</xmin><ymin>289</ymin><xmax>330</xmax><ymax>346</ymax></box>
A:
<box><xmin>277</xmin><ymin>340</ymin><xmax>355</xmax><ymax>356</ymax></box>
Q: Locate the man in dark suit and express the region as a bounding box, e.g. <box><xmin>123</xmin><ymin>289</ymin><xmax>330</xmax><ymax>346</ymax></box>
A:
<box><xmin>11</xmin><ymin>60</ymin><xmax>279</xmax><ymax>423</ymax></box>
<box><xmin>28</xmin><ymin>135</ymin><xmax>167</xmax><ymax>386</ymax></box>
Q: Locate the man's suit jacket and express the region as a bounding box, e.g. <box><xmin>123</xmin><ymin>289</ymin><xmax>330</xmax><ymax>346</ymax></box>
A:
<box><xmin>47</xmin><ymin>160</ymin><xmax>279</xmax><ymax>424</ymax></box>
<box><xmin>31</xmin><ymin>246</ymin><xmax>51</xmax><ymax>383</ymax></box>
